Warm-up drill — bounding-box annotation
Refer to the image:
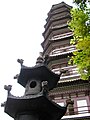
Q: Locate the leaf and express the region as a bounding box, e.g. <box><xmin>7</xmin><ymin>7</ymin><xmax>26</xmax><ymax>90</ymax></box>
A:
<box><xmin>68</xmin><ymin>1</ymin><xmax>90</xmax><ymax>80</ymax></box>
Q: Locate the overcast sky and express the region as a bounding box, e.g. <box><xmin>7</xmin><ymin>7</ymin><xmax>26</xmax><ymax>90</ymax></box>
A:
<box><xmin>0</xmin><ymin>0</ymin><xmax>74</xmax><ymax>119</ymax></box>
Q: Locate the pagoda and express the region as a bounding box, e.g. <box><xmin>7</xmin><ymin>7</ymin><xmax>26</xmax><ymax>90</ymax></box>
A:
<box><xmin>1</xmin><ymin>58</ymin><xmax>69</xmax><ymax>120</ymax></box>
<box><xmin>41</xmin><ymin>2</ymin><xmax>90</xmax><ymax>120</ymax></box>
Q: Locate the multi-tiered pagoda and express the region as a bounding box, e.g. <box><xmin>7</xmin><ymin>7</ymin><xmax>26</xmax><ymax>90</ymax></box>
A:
<box><xmin>41</xmin><ymin>2</ymin><xmax>90</xmax><ymax>120</ymax></box>
<box><xmin>2</xmin><ymin>58</ymin><xmax>68</xmax><ymax>120</ymax></box>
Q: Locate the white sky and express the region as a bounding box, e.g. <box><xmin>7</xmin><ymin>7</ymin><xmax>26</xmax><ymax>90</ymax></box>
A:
<box><xmin>0</xmin><ymin>0</ymin><xmax>74</xmax><ymax>119</ymax></box>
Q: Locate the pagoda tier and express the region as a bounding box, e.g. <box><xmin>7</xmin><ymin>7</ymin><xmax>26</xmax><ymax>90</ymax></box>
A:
<box><xmin>41</xmin><ymin>1</ymin><xmax>90</xmax><ymax>119</ymax></box>
<box><xmin>42</xmin><ymin>32</ymin><xmax>73</xmax><ymax>56</ymax></box>
<box><xmin>43</xmin><ymin>15</ymin><xmax>71</xmax><ymax>40</ymax></box>
<box><xmin>41</xmin><ymin>2</ymin><xmax>72</xmax><ymax>50</ymax></box>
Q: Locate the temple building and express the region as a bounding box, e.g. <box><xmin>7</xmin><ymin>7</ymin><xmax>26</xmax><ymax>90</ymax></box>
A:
<box><xmin>41</xmin><ymin>2</ymin><xmax>90</xmax><ymax>120</ymax></box>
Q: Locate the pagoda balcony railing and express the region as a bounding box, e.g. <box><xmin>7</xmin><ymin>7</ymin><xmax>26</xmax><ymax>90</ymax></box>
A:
<box><xmin>65</xmin><ymin>105</ymin><xmax>90</xmax><ymax>116</ymax></box>
<box><xmin>50</xmin><ymin>32</ymin><xmax>73</xmax><ymax>41</ymax></box>
<box><xmin>49</xmin><ymin>45</ymin><xmax>76</xmax><ymax>56</ymax></box>
<box><xmin>43</xmin><ymin>23</ymin><xmax>68</xmax><ymax>38</ymax></box>
<box><xmin>51</xmin><ymin>23</ymin><xmax>68</xmax><ymax>29</ymax></box>
<box><xmin>62</xmin><ymin>105</ymin><xmax>90</xmax><ymax>119</ymax></box>
<box><xmin>52</xmin><ymin>65</ymin><xmax>80</xmax><ymax>81</ymax></box>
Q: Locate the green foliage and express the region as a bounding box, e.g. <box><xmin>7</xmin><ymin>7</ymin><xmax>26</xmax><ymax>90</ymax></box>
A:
<box><xmin>73</xmin><ymin>0</ymin><xmax>90</xmax><ymax>10</ymax></box>
<box><xmin>68</xmin><ymin>0</ymin><xmax>90</xmax><ymax>80</ymax></box>
<box><xmin>73</xmin><ymin>0</ymin><xmax>87</xmax><ymax>9</ymax></box>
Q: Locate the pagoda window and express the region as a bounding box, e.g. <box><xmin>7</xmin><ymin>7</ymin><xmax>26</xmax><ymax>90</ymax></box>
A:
<box><xmin>77</xmin><ymin>99</ymin><xmax>88</xmax><ymax>114</ymax></box>
<box><xmin>54</xmin><ymin>96</ymin><xmax>66</xmax><ymax>106</ymax></box>
<box><xmin>57</xmin><ymin>102</ymin><xmax>64</xmax><ymax>107</ymax></box>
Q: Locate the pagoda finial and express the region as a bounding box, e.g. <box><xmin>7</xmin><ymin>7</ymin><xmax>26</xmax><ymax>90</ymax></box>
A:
<box><xmin>17</xmin><ymin>59</ymin><xmax>24</xmax><ymax>66</ymax></box>
<box><xmin>1</xmin><ymin>101</ymin><xmax>6</xmax><ymax>107</ymax></box>
<box><xmin>13</xmin><ymin>74</ymin><xmax>19</xmax><ymax>79</ymax></box>
<box><xmin>4</xmin><ymin>85</ymin><xmax>12</xmax><ymax>96</ymax></box>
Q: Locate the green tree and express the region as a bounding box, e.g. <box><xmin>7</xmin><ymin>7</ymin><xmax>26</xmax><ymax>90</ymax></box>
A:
<box><xmin>68</xmin><ymin>0</ymin><xmax>90</xmax><ymax>80</ymax></box>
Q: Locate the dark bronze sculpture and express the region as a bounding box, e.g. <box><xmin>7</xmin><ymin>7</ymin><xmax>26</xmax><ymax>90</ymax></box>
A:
<box><xmin>1</xmin><ymin>55</ymin><xmax>68</xmax><ymax>120</ymax></box>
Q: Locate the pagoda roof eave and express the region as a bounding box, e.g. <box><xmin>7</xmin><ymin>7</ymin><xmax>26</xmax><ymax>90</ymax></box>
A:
<box><xmin>18</xmin><ymin>64</ymin><xmax>60</xmax><ymax>90</ymax></box>
<box><xmin>46</xmin><ymin>52</ymin><xmax>73</xmax><ymax>65</ymax></box>
<box><xmin>57</xmin><ymin>79</ymin><xmax>89</xmax><ymax>87</ymax></box>
<box><xmin>43</xmin><ymin>23</ymin><xmax>68</xmax><ymax>39</ymax></box>
<box><xmin>5</xmin><ymin>95</ymin><xmax>67</xmax><ymax>119</ymax></box>
<box><xmin>41</xmin><ymin>34</ymin><xmax>73</xmax><ymax>53</ymax></box>
<box><xmin>43</xmin><ymin>14</ymin><xmax>71</xmax><ymax>33</ymax></box>
<box><xmin>51</xmin><ymin>2</ymin><xmax>72</xmax><ymax>10</ymax></box>
<box><xmin>46</xmin><ymin>8</ymin><xmax>71</xmax><ymax>24</ymax></box>
<box><xmin>47</xmin><ymin>2</ymin><xmax>72</xmax><ymax>17</ymax></box>
<box><xmin>49</xmin><ymin>79</ymin><xmax>90</xmax><ymax>95</ymax></box>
